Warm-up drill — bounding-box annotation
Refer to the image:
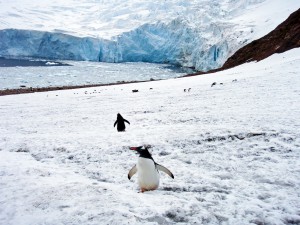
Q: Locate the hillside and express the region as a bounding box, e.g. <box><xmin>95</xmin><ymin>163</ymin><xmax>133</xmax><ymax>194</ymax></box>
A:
<box><xmin>222</xmin><ymin>8</ymin><xmax>300</xmax><ymax>70</ymax></box>
<box><xmin>187</xmin><ymin>8</ymin><xmax>300</xmax><ymax>76</ymax></box>
<box><xmin>1</xmin><ymin>48</ymin><xmax>300</xmax><ymax>225</ymax></box>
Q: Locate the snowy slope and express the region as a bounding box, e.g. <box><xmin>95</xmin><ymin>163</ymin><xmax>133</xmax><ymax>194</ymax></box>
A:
<box><xmin>1</xmin><ymin>49</ymin><xmax>300</xmax><ymax>224</ymax></box>
<box><xmin>0</xmin><ymin>0</ymin><xmax>299</xmax><ymax>70</ymax></box>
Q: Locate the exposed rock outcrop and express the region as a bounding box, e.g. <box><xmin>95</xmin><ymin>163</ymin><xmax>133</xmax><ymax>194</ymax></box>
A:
<box><xmin>187</xmin><ymin>8</ymin><xmax>300</xmax><ymax>76</ymax></box>
<box><xmin>223</xmin><ymin>8</ymin><xmax>300</xmax><ymax>69</ymax></box>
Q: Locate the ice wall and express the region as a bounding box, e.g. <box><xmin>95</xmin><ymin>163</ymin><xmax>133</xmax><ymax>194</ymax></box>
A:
<box><xmin>0</xmin><ymin>5</ymin><xmax>257</xmax><ymax>71</ymax></box>
<box><xmin>0</xmin><ymin>29</ymin><xmax>102</xmax><ymax>61</ymax></box>
<box><xmin>0</xmin><ymin>20</ymin><xmax>230</xmax><ymax>72</ymax></box>
<box><xmin>110</xmin><ymin>19</ymin><xmax>230</xmax><ymax>71</ymax></box>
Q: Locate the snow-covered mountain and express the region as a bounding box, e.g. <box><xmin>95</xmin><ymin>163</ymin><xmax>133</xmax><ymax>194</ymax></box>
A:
<box><xmin>0</xmin><ymin>0</ymin><xmax>299</xmax><ymax>71</ymax></box>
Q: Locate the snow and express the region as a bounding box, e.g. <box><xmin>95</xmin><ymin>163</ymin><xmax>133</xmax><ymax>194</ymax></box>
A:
<box><xmin>227</xmin><ymin>0</ymin><xmax>300</xmax><ymax>40</ymax></box>
<box><xmin>1</xmin><ymin>48</ymin><xmax>300</xmax><ymax>224</ymax></box>
<box><xmin>0</xmin><ymin>0</ymin><xmax>299</xmax><ymax>71</ymax></box>
<box><xmin>0</xmin><ymin>0</ymin><xmax>198</xmax><ymax>39</ymax></box>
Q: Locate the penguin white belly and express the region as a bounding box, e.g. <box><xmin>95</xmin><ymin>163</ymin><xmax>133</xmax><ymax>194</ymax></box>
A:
<box><xmin>137</xmin><ymin>158</ymin><xmax>160</xmax><ymax>190</ymax></box>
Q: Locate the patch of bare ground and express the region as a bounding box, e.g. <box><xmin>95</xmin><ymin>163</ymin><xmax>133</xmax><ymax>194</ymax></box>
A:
<box><xmin>0</xmin><ymin>80</ymin><xmax>155</xmax><ymax>96</ymax></box>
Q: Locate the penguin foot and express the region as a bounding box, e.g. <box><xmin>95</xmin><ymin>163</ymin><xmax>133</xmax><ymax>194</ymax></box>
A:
<box><xmin>140</xmin><ymin>188</ymin><xmax>147</xmax><ymax>193</ymax></box>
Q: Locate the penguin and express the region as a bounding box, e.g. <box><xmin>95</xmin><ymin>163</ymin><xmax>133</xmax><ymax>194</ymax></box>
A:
<box><xmin>114</xmin><ymin>113</ymin><xmax>130</xmax><ymax>132</ymax></box>
<box><xmin>128</xmin><ymin>146</ymin><xmax>174</xmax><ymax>193</ymax></box>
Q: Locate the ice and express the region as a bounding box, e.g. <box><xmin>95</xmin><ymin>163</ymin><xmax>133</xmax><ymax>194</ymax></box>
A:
<box><xmin>0</xmin><ymin>0</ymin><xmax>299</xmax><ymax>71</ymax></box>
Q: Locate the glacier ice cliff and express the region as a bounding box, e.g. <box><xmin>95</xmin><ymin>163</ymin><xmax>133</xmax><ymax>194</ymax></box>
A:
<box><xmin>0</xmin><ymin>20</ymin><xmax>234</xmax><ymax>72</ymax></box>
<box><xmin>0</xmin><ymin>0</ymin><xmax>297</xmax><ymax>71</ymax></box>
<box><xmin>0</xmin><ymin>29</ymin><xmax>102</xmax><ymax>61</ymax></box>
<box><xmin>110</xmin><ymin>19</ymin><xmax>231</xmax><ymax>71</ymax></box>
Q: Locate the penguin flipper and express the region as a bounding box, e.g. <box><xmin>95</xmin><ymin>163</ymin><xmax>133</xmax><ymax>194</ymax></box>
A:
<box><xmin>156</xmin><ymin>164</ymin><xmax>174</xmax><ymax>179</ymax></box>
<box><xmin>128</xmin><ymin>165</ymin><xmax>137</xmax><ymax>180</ymax></box>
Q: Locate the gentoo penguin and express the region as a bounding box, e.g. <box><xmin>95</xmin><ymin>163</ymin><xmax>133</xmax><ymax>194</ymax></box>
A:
<box><xmin>114</xmin><ymin>113</ymin><xmax>130</xmax><ymax>132</ymax></box>
<box><xmin>128</xmin><ymin>146</ymin><xmax>174</xmax><ymax>192</ymax></box>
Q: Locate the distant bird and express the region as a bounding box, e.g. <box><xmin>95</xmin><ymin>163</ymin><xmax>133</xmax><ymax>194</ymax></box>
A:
<box><xmin>128</xmin><ymin>146</ymin><xmax>174</xmax><ymax>193</ymax></box>
<box><xmin>132</xmin><ymin>89</ymin><xmax>139</xmax><ymax>93</ymax></box>
<box><xmin>211</xmin><ymin>82</ymin><xmax>217</xmax><ymax>87</ymax></box>
<box><xmin>114</xmin><ymin>113</ymin><xmax>130</xmax><ymax>132</ymax></box>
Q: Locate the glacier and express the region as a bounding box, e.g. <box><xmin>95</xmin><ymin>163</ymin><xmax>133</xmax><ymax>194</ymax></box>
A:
<box><xmin>0</xmin><ymin>29</ymin><xmax>102</xmax><ymax>61</ymax></box>
<box><xmin>0</xmin><ymin>0</ymin><xmax>299</xmax><ymax>71</ymax></box>
<box><xmin>0</xmin><ymin>20</ymin><xmax>247</xmax><ymax>72</ymax></box>
<box><xmin>0</xmin><ymin>25</ymin><xmax>225</xmax><ymax>71</ymax></box>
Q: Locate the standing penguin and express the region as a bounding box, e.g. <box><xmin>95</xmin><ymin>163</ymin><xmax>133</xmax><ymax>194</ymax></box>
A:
<box><xmin>128</xmin><ymin>146</ymin><xmax>174</xmax><ymax>192</ymax></box>
<box><xmin>114</xmin><ymin>113</ymin><xmax>130</xmax><ymax>132</ymax></box>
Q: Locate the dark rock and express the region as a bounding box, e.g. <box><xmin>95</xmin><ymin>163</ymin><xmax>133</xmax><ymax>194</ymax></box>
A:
<box><xmin>184</xmin><ymin>8</ymin><xmax>300</xmax><ymax>76</ymax></box>
<box><xmin>223</xmin><ymin>8</ymin><xmax>300</xmax><ymax>69</ymax></box>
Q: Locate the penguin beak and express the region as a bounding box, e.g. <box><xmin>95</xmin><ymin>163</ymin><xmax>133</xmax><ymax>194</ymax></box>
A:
<box><xmin>129</xmin><ymin>146</ymin><xmax>143</xmax><ymax>151</ymax></box>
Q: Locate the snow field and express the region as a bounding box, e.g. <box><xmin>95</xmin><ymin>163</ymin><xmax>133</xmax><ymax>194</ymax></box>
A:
<box><xmin>0</xmin><ymin>49</ymin><xmax>300</xmax><ymax>224</ymax></box>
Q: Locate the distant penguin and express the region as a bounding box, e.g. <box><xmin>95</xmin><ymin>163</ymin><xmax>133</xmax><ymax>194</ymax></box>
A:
<box><xmin>211</xmin><ymin>82</ymin><xmax>217</xmax><ymax>87</ymax></box>
<box><xmin>128</xmin><ymin>146</ymin><xmax>174</xmax><ymax>193</ymax></box>
<box><xmin>114</xmin><ymin>113</ymin><xmax>130</xmax><ymax>132</ymax></box>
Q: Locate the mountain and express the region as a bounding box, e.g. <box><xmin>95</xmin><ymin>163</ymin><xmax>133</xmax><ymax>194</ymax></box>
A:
<box><xmin>186</xmin><ymin>8</ymin><xmax>300</xmax><ymax>76</ymax></box>
<box><xmin>0</xmin><ymin>0</ymin><xmax>299</xmax><ymax>71</ymax></box>
<box><xmin>222</xmin><ymin>8</ymin><xmax>300</xmax><ymax>70</ymax></box>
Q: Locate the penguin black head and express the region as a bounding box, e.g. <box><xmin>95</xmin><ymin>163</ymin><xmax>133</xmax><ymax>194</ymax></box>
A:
<box><xmin>130</xmin><ymin>146</ymin><xmax>153</xmax><ymax>160</ymax></box>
